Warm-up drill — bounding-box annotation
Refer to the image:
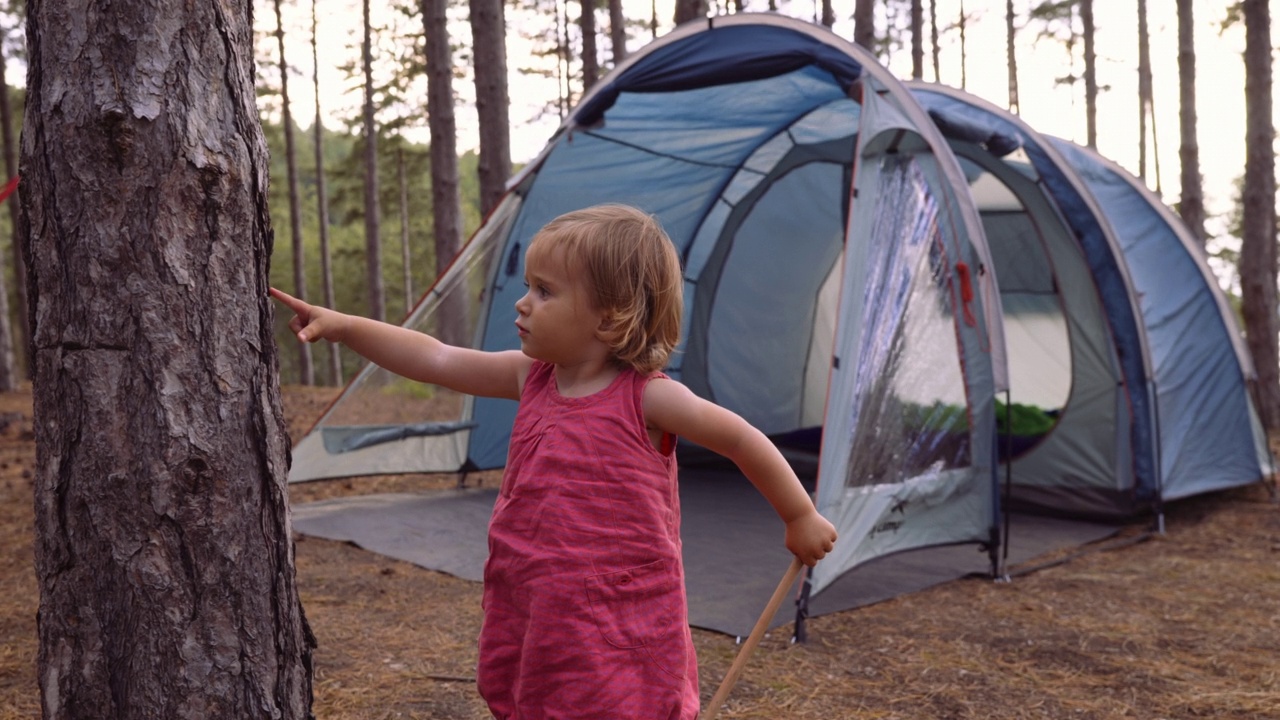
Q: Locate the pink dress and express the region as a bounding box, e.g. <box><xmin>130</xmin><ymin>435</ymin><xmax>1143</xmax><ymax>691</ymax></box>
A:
<box><xmin>477</xmin><ymin>361</ymin><xmax>700</xmax><ymax>719</ymax></box>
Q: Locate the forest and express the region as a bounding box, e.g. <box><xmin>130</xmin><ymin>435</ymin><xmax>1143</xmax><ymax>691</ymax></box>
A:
<box><xmin>1</xmin><ymin>0</ymin><xmax>1278</xmax><ymax>718</ymax></box>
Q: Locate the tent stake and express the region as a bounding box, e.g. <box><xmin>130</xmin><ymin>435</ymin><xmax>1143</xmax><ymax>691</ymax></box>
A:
<box><xmin>703</xmin><ymin>557</ymin><xmax>803</xmax><ymax>720</ymax></box>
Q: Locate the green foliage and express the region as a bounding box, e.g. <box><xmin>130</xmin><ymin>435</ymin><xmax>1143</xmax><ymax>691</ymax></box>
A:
<box><xmin>262</xmin><ymin>114</ymin><xmax>485</xmax><ymax>385</ymax></box>
<box><xmin>900</xmin><ymin>399</ymin><xmax>1058</xmax><ymax>437</ymax></box>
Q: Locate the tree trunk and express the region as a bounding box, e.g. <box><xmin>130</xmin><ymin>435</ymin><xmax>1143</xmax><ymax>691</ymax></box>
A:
<box><xmin>362</xmin><ymin>0</ymin><xmax>385</xmax><ymax>323</ymax></box>
<box><xmin>821</xmin><ymin>0</ymin><xmax>835</xmax><ymax>28</ymax></box>
<box><xmin>1240</xmin><ymin>0</ymin><xmax>1280</xmax><ymax>429</ymax></box>
<box><xmin>470</xmin><ymin>0</ymin><xmax>512</xmax><ymax>217</ymax></box>
<box><xmin>275</xmin><ymin>0</ymin><xmax>313</xmax><ymax>386</ymax></box>
<box><xmin>1137</xmin><ymin>0</ymin><xmax>1152</xmax><ymax>182</ymax></box>
<box><xmin>673</xmin><ymin>0</ymin><xmax>706</xmax><ymax>26</ymax></box>
<box><xmin>0</xmin><ymin>32</ymin><xmax>26</xmax><ymax>383</ymax></box>
<box><xmin>854</xmin><ymin>0</ymin><xmax>875</xmax><ymax>52</ymax></box>
<box><xmin>22</xmin><ymin>0</ymin><xmax>315</xmax><ymax>716</ymax></box>
<box><xmin>608</xmin><ymin>0</ymin><xmax>627</xmax><ymax>65</ymax></box>
<box><xmin>1081</xmin><ymin>0</ymin><xmax>1097</xmax><ymax>148</ymax></box>
<box><xmin>0</xmin><ymin>24</ymin><xmax>27</xmax><ymax>379</ymax></box>
<box><xmin>397</xmin><ymin>147</ymin><xmax>413</xmax><ymax>314</ymax></box>
<box><xmin>1176</xmin><ymin>0</ymin><xmax>1205</xmax><ymax>244</ymax></box>
<box><xmin>423</xmin><ymin>0</ymin><xmax>467</xmax><ymax>346</ymax></box>
<box><xmin>312</xmin><ymin>0</ymin><xmax>342</xmax><ymax>385</ymax></box>
<box><xmin>929</xmin><ymin>0</ymin><xmax>939</xmax><ymax>81</ymax></box>
<box><xmin>959</xmin><ymin>0</ymin><xmax>968</xmax><ymax>89</ymax></box>
<box><xmin>0</xmin><ymin>33</ymin><xmax>16</xmax><ymax>391</ymax></box>
<box><xmin>910</xmin><ymin>0</ymin><xmax>923</xmax><ymax>80</ymax></box>
<box><xmin>580</xmin><ymin>0</ymin><xmax>599</xmax><ymax>92</ymax></box>
<box><xmin>1005</xmin><ymin>0</ymin><xmax>1018</xmax><ymax>112</ymax></box>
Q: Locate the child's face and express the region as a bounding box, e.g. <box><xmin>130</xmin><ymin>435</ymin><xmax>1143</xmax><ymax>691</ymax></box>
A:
<box><xmin>515</xmin><ymin>245</ymin><xmax>609</xmax><ymax>366</ymax></box>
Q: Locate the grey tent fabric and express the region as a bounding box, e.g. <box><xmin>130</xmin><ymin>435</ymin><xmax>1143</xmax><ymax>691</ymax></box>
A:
<box><xmin>292</xmin><ymin>474</ymin><xmax>1121</xmax><ymax>637</ymax></box>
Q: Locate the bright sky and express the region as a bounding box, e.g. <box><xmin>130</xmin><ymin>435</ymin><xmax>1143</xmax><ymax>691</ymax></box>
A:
<box><xmin>272</xmin><ymin>0</ymin><xmax>1265</xmax><ymax>237</ymax></box>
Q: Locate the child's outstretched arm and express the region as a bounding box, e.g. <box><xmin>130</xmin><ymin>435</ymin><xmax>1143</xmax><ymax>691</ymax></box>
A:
<box><xmin>643</xmin><ymin>378</ymin><xmax>837</xmax><ymax>567</ymax></box>
<box><xmin>270</xmin><ymin>287</ymin><xmax>530</xmax><ymax>401</ymax></box>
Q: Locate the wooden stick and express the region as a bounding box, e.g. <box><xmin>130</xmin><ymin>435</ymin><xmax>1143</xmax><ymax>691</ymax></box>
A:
<box><xmin>702</xmin><ymin>556</ymin><xmax>805</xmax><ymax>720</ymax></box>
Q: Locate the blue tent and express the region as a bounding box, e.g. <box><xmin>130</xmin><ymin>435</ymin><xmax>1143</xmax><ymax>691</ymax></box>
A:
<box><xmin>288</xmin><ymin>14</ymin><xmax>1271</xmax><ymax>617</ymax></box>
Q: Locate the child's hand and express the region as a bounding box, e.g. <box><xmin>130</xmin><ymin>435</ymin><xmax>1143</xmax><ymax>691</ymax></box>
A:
<box><xmin>785</xmin><ymin>510</ymin><xmax>838</xmax><ymax>567</ymax></box>
<box><xmin>270</xmin><ymin>287</ymin><xmax>348</xmax><ymax>344</ymax></box>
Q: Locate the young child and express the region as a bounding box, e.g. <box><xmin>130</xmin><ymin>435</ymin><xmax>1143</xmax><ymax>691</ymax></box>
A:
<box><xmin>272</xmin><ymin>204</ymin><xmax>837</xmax><ymax>719</ymax></box>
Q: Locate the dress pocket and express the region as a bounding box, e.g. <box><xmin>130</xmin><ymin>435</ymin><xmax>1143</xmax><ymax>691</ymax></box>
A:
<box><xmin>585</xmin><ymin>559</ymin><xmax>684</xmax><ymax>649</ymax></box>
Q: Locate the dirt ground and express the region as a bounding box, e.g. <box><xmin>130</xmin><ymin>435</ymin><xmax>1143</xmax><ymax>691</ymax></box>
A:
<box><xmin>2</xmin><ymin>384</ymin><xmax>1279</xmax><ymax>719</ymax></box>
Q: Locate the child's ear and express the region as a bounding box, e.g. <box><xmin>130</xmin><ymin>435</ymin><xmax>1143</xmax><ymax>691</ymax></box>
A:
<box><xmin>596</xmin><ymin>311</ymin><xmax>617</xmax><ymax>337</ymax></box>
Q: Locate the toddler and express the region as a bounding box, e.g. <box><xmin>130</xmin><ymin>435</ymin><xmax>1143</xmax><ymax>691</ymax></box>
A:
<box><xmin>272</xmin><ymin>203</ymin><xmax>837</xmax><ymax>719</ymax></box>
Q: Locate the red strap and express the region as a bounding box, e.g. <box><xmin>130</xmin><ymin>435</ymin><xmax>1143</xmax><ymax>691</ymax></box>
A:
<box><xmin>956</xmin><ymin>261</ymin><xmax>976</xmax><ymax>327</ymax></box>
<box><xmin>0</xmin><ymin>175</ymin><xmax>18</xmax><ymax>203</ymax></box>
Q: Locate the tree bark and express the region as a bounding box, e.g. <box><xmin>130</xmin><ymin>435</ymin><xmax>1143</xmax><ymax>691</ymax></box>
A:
<box><xmin>470</xmin><ymin>0</ymin><xmax>512</xmax><ymax>217</ymax></box>
<box><xmin>1176</xmin><ymin>0</ymin><xmax>1205</xmax><ymax>244</ymax></box>
<box><xmin>275</xmin><ymin>0</ymin><xmax>313</xmax><ymax>386</ymax></box>
<box><xmin>854</xmin><ymin>0</ymin><xmax>875</xmax><ymax>52</ymax></box>
<box><xmin>423</xmin><ymin>0</ymin><xmax>467</xmax><ymax>345</ymax></box>
<box><xmin>21</xmin><ymin>0</ymin><xmax>315</xmax><ymax>716</ymax></box>
<box><xmin>312</xmin><ymin>0</ymin><xmax>342</xmax><ymax>385</ymax></box>
<box><xmin>1240</xmin><ymin>0</ymin><xmax>1280</xmax><ymax>429</ymax></box>
<box><xmin>362</xmin><ymin>0</ymin><xmax>385</xmax><ymax>322</ymax></box>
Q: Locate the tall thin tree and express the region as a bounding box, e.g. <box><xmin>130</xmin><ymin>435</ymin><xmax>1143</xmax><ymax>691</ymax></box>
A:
<box><xmin>929</xmin><ymin>0</ymin><xmax>940</xmax><ymax>81</ymax></box>
<box><xmin>1176</xmin><ymin>0</ymin><xmax>1205</xmax><ymax>244</ymax></box>
<box><xmin>580</xmin><ymin>0</ymin><xmax>599</xmax><ymax>91</ymax></box>
<box><xmin>1081</xmin><ymin>0</ymin><xmax>1097</xmax><ymax>148</ymax></box>
<box><xmin>0</xmin><ymin>25</ymin><xmax>17</xmax><ymax>391</ymax></box>
<box><xmin>423</xmin><ymin>0</ymin><xmax>467</xmax><ymax>344</ymax></box>
<box><xmin>910</xmin><ymin>0</ymin><xmax>924</xmax><ymax>80</ymax></box>
<box><xmin>397</xmin><ymin>146</ymin><xmax>413</xmax><ymax>314</ymax></box>
<box><xmin>1136</xmin><ymin>0</ymin><xmax>1152</xmax><ymax>182</ymax></box>
<box><xmin>470</xmin><ymin>0</ymin><xmax>512</xmax><ymax>216</ymax></box>
<box><xmin>854</xmin><ymin>0</ymin><xmax>875</xmax><ymax>52</ymax></box>
<box><xmin>362</xmin><ymin>0</ymin><xmax>385</xmax><ymax>322</ymax></box>
<box><xmin>22</xmin><ymin>0</ymin><xmax>315</xmax><ymax>714</ymax></box>
<box><xmin>673</xmin><ymin>0</ymin><xmax>706</xmax><ymax>26</ymax></box>
<box><xmin>609</xmin><ymin>0</ymin><xmax>627</xmax><ymax>65</ymax></box>
<box><xmin>275</xmin><ymin>0</ymin><xmax>313</xmax><ymax>386</ymax></box>
<box><xmin>312</xmin><ymin>0</ymin><xmax>342</xmax><ymax>385</ymax></box>
<box><xmin>1006</xmin><ymin>0</ymin><xmax>1019</xmax><ymax>112</ymax></box>
<box><xmin>1239</xmin><ymin>0</ymin><xmax>1279</xmax><ymax>428</ymax></box>
<box><xmin>0</xmin><ymin>19</ymin><xmax>24</xmax><ymax>382</ymax></box>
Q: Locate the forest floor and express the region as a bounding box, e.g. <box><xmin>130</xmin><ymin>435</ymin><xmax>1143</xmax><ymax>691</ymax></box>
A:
<box><xmin>2</xmin><ymin>384</ymin><xmax>1279</xmax><ymax>719</ymax></box>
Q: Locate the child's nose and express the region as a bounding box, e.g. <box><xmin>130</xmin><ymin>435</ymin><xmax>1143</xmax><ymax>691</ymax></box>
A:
<box><xmin>515</xmin><ymin>292</ymin><xmax>530</xmax><ymax>315</ymax></box>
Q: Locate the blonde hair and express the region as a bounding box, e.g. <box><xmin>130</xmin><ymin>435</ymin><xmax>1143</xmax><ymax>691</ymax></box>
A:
<box><xmin>526</xmin><ymin>204</ymin><xmax>683</xmax><ymax>374</ymax></box>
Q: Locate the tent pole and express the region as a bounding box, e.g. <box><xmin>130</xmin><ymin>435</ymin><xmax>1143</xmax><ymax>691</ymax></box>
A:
<box><xmin>792</xmin><ymin>564</ymin><xmax>813</xmax><ymax>643</ymax></box>
<box><xmin>1000</xmin><ymin>389</ymin><xmax>1013</xmax><ymax>572</ymax></box>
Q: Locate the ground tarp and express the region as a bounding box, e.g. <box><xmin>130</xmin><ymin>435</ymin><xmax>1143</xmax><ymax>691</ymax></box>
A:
<box><xmin>292</xmin><ymin>469</ymin><xmax>1121</xmax><ymax>637</ymax></box>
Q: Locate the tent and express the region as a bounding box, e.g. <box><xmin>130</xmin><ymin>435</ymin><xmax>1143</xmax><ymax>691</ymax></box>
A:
<box><xmin>287</xmin><ymin>14</ymin><xmax>1271</xmax><ymax>631</ymax></box>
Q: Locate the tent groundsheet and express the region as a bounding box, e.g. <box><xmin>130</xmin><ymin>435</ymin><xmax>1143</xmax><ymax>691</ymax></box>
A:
<box><xmin>292</xmin><ymin>471</ymin><xmax>1121</xmax><ymax>637</ymax></box>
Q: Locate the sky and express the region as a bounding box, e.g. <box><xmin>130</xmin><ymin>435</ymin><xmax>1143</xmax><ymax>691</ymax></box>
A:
<box><xmin>271</xmin><ymin>0</ymin><xmax>1266</xmax><ymax>244</ymax></box>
